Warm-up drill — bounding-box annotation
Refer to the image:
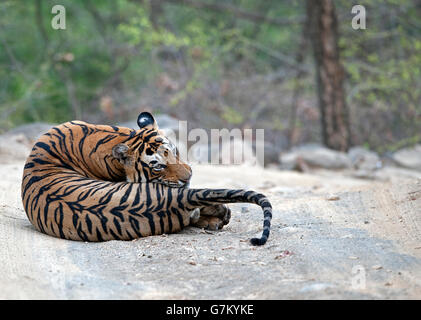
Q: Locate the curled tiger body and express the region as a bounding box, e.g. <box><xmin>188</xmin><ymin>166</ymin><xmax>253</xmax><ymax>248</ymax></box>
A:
<box><xmin>21</xmin><ymin>112</ymin><xmax>272</xmax><ymax>245</ymax></box>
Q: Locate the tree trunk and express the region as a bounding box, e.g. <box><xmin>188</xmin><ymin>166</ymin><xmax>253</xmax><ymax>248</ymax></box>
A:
<box><xmin>287</xmin><ymin>9</ymin><xmax>311</xmax><ymax>149</ymax></box>
<box><xmin>307</xmin><ymin>0</ymin><xmax>351</xmax><ymax>151</ymax></box>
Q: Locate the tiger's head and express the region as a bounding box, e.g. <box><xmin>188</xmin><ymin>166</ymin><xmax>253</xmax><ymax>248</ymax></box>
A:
<box><xmin>112</xmin><ymin>112</ymin><xmax>192</xmax><ymax>188</ymax></box>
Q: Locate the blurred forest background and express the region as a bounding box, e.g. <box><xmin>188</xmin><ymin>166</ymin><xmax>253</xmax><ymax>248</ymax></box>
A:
<box><xmin>0</xmin><ymin>0</ymin><xmax>420</xmax><ymax>155</ymax></box>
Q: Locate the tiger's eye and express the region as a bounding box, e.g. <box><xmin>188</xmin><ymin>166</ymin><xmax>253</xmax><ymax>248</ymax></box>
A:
<box><xmin>155</xmin><ymin>137</ymin><xmax>163</xmax><ymax>143</ymax></box>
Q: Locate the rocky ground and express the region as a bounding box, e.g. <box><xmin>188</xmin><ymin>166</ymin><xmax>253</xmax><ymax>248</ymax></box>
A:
<box><xmin>0</xmin><ymin>123</ymin><xmax>420</xmax><ymax>299</ymax></box>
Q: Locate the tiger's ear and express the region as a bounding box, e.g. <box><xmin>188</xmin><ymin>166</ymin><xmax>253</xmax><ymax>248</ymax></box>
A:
<box><xmin>137</xmin><ymin>112</ymin><xmax>158</xmax><ymax>130</ymax></box>
<box><xmin>112</xmin><ymin>143</ymin><xmax>130</xmax><ymax>165</ymax></box>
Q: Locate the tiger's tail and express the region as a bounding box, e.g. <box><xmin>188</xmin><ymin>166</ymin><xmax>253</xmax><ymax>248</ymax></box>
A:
<box><xmin>184</xmin><ymin>189</ymin><xmax>272</xmax><ymax>246</ymax></box>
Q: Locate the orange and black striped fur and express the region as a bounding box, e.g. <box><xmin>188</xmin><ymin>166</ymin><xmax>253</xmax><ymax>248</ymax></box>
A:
<box><xmin>21</xmin><ymin>112</ymin><xmax>272</xmax><ymax>245</ymax></box>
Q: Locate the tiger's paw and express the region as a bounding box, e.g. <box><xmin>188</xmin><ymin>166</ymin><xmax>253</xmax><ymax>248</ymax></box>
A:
<box><xmin>193</xmin><ymin>216</ymin><xmax>225</xmax><ymax>230</ymax></box>
<box><xmin>191</xmin><ymin>205</ymin><xmax>231</xmax><ymax>230</ymax></box>
<box><xmin>200</xmin><ymin>204</ymin><xmax>231</xmax><ymax>224</ymax></box>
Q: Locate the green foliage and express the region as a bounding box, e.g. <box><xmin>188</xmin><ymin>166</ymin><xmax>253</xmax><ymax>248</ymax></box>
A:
<box><xmin>221</xmin><ymin>106</ymin><xmax>244</xmax><ymax>125</ymax></box>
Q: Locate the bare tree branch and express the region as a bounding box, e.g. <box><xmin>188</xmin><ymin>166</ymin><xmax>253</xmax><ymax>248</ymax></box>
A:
<box><xmin>142</xmin><ymin>0</ymin><xmax>304</xmax><ymax>26</ymax></box>
<box><xmin>0</xmin><ymin>31</ymin><xmax>25</xmax><ymax>76</ymax></box>
<box><xmin>34</xmin><ymin>0</ymin><xmax>48</xmax><ymax>45</ymax></box>
<box><xmin>287</xmin><ymin>8</ymin><xmax>312</xmax><ymax>148</ymax></box>
<box><xmin>55</xmin><ymin>66</ymin><xmax>82</xmax><ymax>119</ymax></box>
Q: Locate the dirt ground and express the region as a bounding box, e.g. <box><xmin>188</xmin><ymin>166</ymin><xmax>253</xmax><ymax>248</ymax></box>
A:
<box><xmin>0</xmin><ymin>161</ymin><xmax>420</xmax><ymax>299</ymax></box>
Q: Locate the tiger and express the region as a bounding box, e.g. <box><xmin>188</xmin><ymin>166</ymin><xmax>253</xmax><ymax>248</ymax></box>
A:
<box><xmin>21</xmin><ymin>112</ymin><xmax>272</xmax><ymax>245</ymax></box>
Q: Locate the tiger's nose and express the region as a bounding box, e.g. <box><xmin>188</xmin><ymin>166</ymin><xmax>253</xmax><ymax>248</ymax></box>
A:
<box><xmin>168</xmin><ymin>163</ymin><xmax>192</xmax><ymax>183</ymax></box>
<box><xmin>179</xmin><ymin>164</ymin><xmax>192</xmax><ymax>182</ymax></box>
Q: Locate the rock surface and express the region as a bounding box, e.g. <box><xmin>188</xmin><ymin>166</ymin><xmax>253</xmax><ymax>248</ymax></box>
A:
<box><xmin>0</xmin><ymin>134</ymin><xmax>32</xmax><ymax>164</ymax></box>
<box><xmin>3</xmin><ymin>122</ymin><xmax>55</xmax><ymax>144</ymax></box>
<box><xmin>348</xmin><ymin>146</ymin><xmax>382</xmax><ymax>179</ymax></box>
<box><xmin>392</xmin><ymin>144</ymin><xmax>421</xmax><ymax>171</ymax></box>
<box><xmin>280</xmin><ymin>144</ymin><xmax>351</xmax><ymax>170</ymax></box>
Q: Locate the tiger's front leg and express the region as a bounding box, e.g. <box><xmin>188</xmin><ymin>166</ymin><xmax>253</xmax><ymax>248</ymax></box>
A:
<box><xmin>190</xmin><ymin>205</ymin><xmax>231</xmax><ymax>231</ymax></box>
